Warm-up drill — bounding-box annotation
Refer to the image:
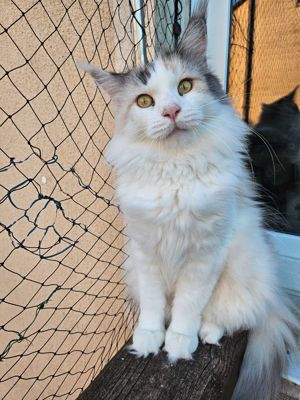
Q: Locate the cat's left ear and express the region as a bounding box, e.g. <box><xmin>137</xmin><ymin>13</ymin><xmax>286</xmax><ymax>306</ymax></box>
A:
<box><xmin>285</xmin><ymin>85</ymin><xmax>299</xmax><ymax>101</ymax></box>
<box><xmin>177</xmin><ymin>1</ymin><xmax>208</xmax><ymax>64</ymax></box>
<box><xmin>77</xmin><ymin>62</ymin><xmax>126</xmax><ymax>98</ymax></box>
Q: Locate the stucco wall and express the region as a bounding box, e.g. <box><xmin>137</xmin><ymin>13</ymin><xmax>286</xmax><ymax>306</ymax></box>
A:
<box><xmin>0</xmin><ymin>1</ymin><xmax>136</xmax><ymax>399</ymax></box>
<box><xmin>229</xmin><ymin>0</ymin><xmax>300</xmax><ymax>122</ymax></box>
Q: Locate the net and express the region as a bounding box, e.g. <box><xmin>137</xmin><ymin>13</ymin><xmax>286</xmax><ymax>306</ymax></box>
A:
<box><xmin>229</xmin><ymin>0</ymin><xmax>300</xmax><ymax>123</ymax></box>
<box><xmin>0</xmin><ymin>1</ymin><xmax>185</xmax><ymax>399</ymax></box>
<box><xmin>228</xmin><ymin>0</ymin><xmax>300</xmax><ymax>233</ymax></box>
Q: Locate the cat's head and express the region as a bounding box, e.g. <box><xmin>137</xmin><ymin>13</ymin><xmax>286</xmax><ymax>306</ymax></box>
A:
<box><xmin>257</xmin><ymin>86</ymin><xmax>300</xmax><ymax>126</ymax></box>
<box><xmin>79</xmin><ymin>3</ymin><xmax>230</xmax><ymax>149</ymax></box>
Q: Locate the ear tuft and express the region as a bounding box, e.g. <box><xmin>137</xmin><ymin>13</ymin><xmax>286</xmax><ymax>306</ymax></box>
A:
<box><xmin>77</xmin><ymin>61</ymin><xmax>104</xmax><ymax>82</ymax></box>
<box><xmin>77</xmin><ymin>61</ymin><xmax>125</xmax><ymax>98</ymax></box>
<box><xmin>191</xmin><ymin>0</ymin><xmax>208</xmax><ymax>18</ymax></box>
<box><xmin>285</xmin><ymin>85</ymin><xmax>299</xmax><ymax>101</ymax></box>
<box><xmin>177</xmin><ymin>0</ymin><xmax>208</xmax><ymax>63</ymax></box>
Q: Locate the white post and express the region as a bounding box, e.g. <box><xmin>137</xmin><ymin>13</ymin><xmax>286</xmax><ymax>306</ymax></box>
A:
<box><xmin>192</xmin><ymin>0</ymin><xmax>232</xmax><ymax>91</ymax></box>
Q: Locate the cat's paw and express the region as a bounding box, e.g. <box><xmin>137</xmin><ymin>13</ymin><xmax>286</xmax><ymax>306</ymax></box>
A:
<box><xmin>164</xmin><ymin>329</ymin><xmax>198</xmax><ymax>362</ymax></box>
<box><xmin>200</xmin><ymin>323</ymin><xmax>224</xmax><ymax>345</ymax></box>
<box><xmin>129</xmin><ymin>327</ymin><xmax>165</xmax><ymax>357</ymax></box>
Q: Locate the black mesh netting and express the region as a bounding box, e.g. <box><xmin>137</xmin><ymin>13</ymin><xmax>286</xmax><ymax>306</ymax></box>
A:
<box><xmin>0</xmin><ymin>1</ymin><xmax>184</xmax><ymax>399</ymax></box>
<box><xmin>228</xmin><ymin>0</ymin><xmax>300</xmax><ymax>233</ymax></box>
<box><xmin>229</xmin><ymin>0</ymin><xmax>300</xmax><ymax>123</ymax></box>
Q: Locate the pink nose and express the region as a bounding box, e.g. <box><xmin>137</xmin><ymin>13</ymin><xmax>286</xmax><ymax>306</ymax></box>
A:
<box><xmin>162</xmin><ymin>104</ymin><xmax>181</xmax><ymax>122</ymax></box>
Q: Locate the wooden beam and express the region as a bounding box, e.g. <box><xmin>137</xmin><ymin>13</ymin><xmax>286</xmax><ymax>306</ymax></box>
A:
<box><xmin>78</xmin><ymin>331</ymin><xmax>248</xmax><ymax>400</ymax></box>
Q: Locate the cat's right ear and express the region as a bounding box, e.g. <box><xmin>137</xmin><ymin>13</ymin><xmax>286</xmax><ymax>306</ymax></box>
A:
<box><xmin>77</xmin><ymin>62</ymin><xmax>125</xmax><ymax>98</ymax></box>
<box><xmin>177</xmin><ymin>0</ymin><xmax>208</xmax><ymax>63</ymax></box>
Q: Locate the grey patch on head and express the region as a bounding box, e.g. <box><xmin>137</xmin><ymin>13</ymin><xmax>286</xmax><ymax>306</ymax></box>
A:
<box><xmin>134</xmin><ymin>63</ymin><xmax>154</xmax><ymax>85</ymax></box>
<box><xmin>109</xmin><ymin>71</ymin><xmax>131</xmax><ymax>84</ymax></box>
<box><xmin>204</xmin><ymin>72</ymin><xmax>229</xmax><ymax>103</ymax></box>
<box><xmin>160</xmin><ymin>49</ymin><xmax>176</xmax><ymax>59</ymax></box>
<box><xmin>160</xmin><ymin>49</ymin><xmax>207</xmax><ymax>79</ymax></box>
<box><xmin>159</xmin><ymin>50</ymin><xmax>180</xmax><ymax>67</ymax></box>
<box><xmin>110</xmin><ymin>71</ymin><xmax>130</xmax><ymax>78</ymax></box>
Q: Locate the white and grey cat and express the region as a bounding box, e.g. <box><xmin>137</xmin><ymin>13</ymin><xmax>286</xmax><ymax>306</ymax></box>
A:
<box><xmin>80</xmin><ymin>2</ymin><xmax>298</xmax><ymax>399</ymax></box>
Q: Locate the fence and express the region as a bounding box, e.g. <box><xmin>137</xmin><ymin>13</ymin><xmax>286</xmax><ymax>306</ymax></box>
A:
<box><xmin>229</xmin><ymin>0</ymin><xmax>300</xmax><ymax>123</ymax></box>
<box><xmin>228</xmin><ymin>0</ymin><xmax>300</xmax><ymax>234</ymax></box>
<box><xmin>0</xmin><ymin>1</ymin><xmax>185</xmax><ymax>399</ymax></box>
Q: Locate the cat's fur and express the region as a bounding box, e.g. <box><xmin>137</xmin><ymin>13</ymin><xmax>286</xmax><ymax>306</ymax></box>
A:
<box><xmin>80</xmin><ymin>2</ymin><xmax>298</xmax><ymax>399</ymax></box>
<box><xmin>250</xmin><ymin>87</ymin><xmax>300</xmax><ymax>232</ymax></box>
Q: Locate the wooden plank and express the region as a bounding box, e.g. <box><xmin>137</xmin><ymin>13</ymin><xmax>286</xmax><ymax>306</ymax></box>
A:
<box><xmin>78</xmin><ymin>332</ymin><xmax>248</xmax><ymax>400</ymax></box>
<box><xmin>280</xmin><ymin>378</ymin><xmax>300</xmax><ymax>400</ymax></box>
<box><xmin>279</xmin><ymin>394</ymin><xmax>297</xmax><ymax>400</ymax></box>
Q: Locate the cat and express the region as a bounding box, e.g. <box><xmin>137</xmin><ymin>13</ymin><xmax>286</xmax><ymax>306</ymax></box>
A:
<box><xmin>249</xmin><ymin>87</ymin><xmax>300</xmax><ymax>233</ymax></box>
<box><xmin>79</xmin><ymin>2</ymin><xmax>299</xmax><ymax>399</ymax></box>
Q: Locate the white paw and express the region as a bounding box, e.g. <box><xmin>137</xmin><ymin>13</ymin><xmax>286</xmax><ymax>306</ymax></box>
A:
<box><xmin>200</xmin><ymin>323</ymin><xmax>224</xmax><ymax>345</ymax></box>
<box><xmin>164</xmin><ymin>329</ymin><xmax>198</xmax><ymax>362</ymax></box>
<box><xmin>129</xmin><ymin>327</ymin><xmax>165</xmax><ymax>357</ymax></box>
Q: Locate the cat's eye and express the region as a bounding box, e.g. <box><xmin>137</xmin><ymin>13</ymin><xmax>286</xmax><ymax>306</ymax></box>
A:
<box><xmin>178</xmin><ymin>79</ymin><xmax>193</xmax><ymax>96</ymax></box>
<box><xmin>136</xmin><ymin>94</ymin><xmax>154</xmax><ymax>108</ymax></box>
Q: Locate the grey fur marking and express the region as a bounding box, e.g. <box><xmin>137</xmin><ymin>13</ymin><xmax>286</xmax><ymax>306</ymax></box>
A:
<box><xmin>134</xmin><ymin>64</ymin><xmax>153</xmax><ymax>85</ymax></box>
<box><xmin>204</xmin><ymin>72</ymin><xmax>228</xmax><ymax>103</ymax></box>
<box><xmin>109</xmin><ymin>71</ymin><xmax>131</xmax><ymax>84</ymax></box>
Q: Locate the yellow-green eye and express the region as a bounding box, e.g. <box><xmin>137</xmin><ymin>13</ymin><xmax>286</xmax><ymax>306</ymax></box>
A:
<box><xmin>136</xmin><ymin>94</ymin><xmax>154</xmax><ymax>108</ymax></box>
<box><xmin>178</xmin><ymin>79</ymin><xmax>193</xmax><ymax>96</ymax></box>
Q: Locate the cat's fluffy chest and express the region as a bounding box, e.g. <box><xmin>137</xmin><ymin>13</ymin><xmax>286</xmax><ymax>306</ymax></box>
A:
<box><xmin>117</xmin><ymin>159</ymin><xmax>235</xmax><ymax>224</ymax></box>
<box><xmin>121</xmin><ymin>160</ymin><xmax>235</xmax><ymax>272</ymax></box>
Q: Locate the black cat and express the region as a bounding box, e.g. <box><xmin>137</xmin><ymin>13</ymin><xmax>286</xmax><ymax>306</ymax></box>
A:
<box><xmin>249</xmin><ymin>86</ymin><xmax>300</xmax><ymax>233</ymax></box>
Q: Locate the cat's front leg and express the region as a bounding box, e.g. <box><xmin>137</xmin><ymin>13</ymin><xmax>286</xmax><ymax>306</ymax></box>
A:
<box><xmin>164</xmin><ymin>260</ymin><xmax>223</xmax><ymax>362</ymax></box>
<box><xmin>129</xmin><ymin>253</ymin><xmax>166</xmax><ymax>357</ymax></box>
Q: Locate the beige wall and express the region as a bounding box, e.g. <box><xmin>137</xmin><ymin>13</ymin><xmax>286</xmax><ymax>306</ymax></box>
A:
<box><xmin>0</xmin><ymin>1</ymin><xmax>137</xmax><ymax>399</ymax></box>
<box><xmin>229</xmin><ymin>0</ymin><xmax>300</xmax><ymax>123</ymax></box>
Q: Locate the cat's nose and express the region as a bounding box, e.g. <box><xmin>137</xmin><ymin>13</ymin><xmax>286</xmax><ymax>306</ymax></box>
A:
<box><xmin>162</xmin><ymin>104</ymin><xmax>181</xmax><ymax>122</ymax></box>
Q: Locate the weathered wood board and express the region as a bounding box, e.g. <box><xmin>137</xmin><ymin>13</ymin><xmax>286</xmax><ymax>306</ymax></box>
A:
<box><xmin>78</xmin><ymin>332</ymin><xmax>248</xmax><ymax>400</ymax></box>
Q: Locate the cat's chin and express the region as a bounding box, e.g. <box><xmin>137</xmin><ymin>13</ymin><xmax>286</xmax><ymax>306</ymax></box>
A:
<box><xmin>160</xmin><ymin>125</ymin><xmax>190</xmax><ymax>140</ymax></box>
<box><xmin>168</xmin><ymin>127</ymin><xmax>188</xmax><ymax>137</ymax></box>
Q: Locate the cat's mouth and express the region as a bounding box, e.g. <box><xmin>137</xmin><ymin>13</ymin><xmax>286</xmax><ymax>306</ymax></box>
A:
<box><xmin>153</xmin><ymin>122</ymin><xmax>191</xmax><ymax>140</ymax></box>
<box><xmin>167</xmin><ymin>124</ymin><xmax>189</xmax><ymax>138</ymax></box>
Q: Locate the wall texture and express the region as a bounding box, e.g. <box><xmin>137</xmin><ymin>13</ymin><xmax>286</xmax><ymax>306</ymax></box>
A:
<box><xmin>229</xmin><ymin>0</ymin><xmax>300</xmax><ymax>123</ymax></box>
<box><xmin>0</xmin><ymin>1</ymin><xmax>136</xmax><ymax>399</ymax></box>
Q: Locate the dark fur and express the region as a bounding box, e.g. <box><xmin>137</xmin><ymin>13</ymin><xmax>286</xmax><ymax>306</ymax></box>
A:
<box><xmin>204</xmin><ymin>72</ymin><xmax>229</xmax><ymax>103</ymax></box>
<box><xmin>134</xmin><ymin>64</ymin><xmax>154</xmax><ymax>85</ymax></box>
<box><xmin>249</xmin><ymin>86</ymin><xmax>300</xmax><ymax>232</ymax></box>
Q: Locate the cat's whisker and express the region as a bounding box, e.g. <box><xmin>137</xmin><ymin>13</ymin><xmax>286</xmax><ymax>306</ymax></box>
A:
<box><xmin>197</xmin><ymin>120</ymin><xmax>237</xmax><ymax>156</ymax></box>
<box><xmin>200</xmin><ymin>118</ymin><xmax>255</xmax><ymax>176</ymax></box>
<box><xmin>245</xmin><ymin>148</ymin><xmax>255</xmax><ymax>178</ymax></box>
<box><xmin>249</xmin><ymin>127</ymin><xmax>286</xmax><ymax>184</ymax></box>
<box><xmin>190</xmin><ymin>93</ymin><xmax>231</xmax><ymax>107</ymax></box>
<box><xmin>184</xmin><ymin>96</ymin><xmax>230</xmax><ymax>111</ymax></box>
